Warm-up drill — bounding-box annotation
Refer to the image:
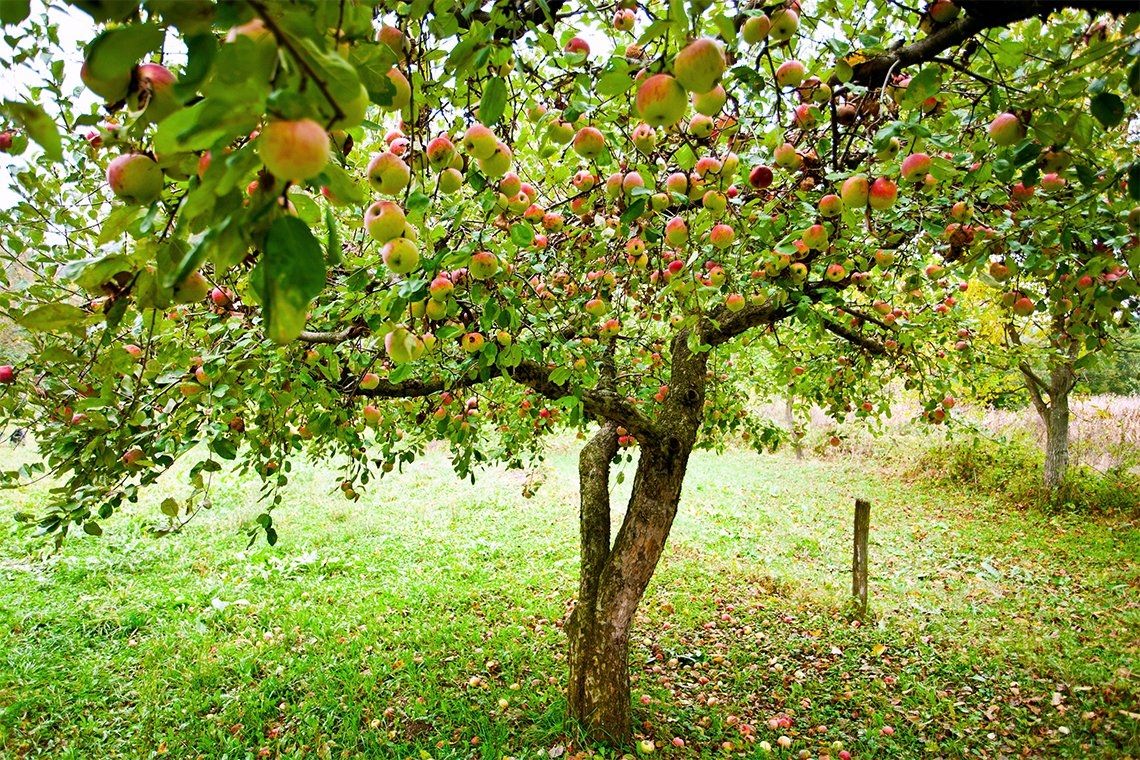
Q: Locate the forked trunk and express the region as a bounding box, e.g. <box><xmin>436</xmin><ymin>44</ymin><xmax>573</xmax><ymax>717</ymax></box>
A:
<box><xmin>567</xmin><ymin>433</ymin><xmax>695</xmax><ymax>740</ymax></box>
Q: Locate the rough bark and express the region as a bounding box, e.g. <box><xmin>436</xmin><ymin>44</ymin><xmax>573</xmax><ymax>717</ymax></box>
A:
<box><xmin>1020</xmin><ymin>361</ymin><xmax>1076</xmax><ymax>491</ymax></box>
<box><xmin>567</xmin><ymin>330</ymin><xmax>708</xmax><ymax>741</ymax></box>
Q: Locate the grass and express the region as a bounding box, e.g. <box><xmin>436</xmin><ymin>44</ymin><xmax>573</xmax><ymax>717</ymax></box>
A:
<box><xmin>0</xmin><ymin>439</ymin><xmax>1137</xmax><ymax>759</ymax></box>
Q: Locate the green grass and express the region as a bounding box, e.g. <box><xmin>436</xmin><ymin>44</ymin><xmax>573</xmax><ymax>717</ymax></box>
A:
<box><xmin>0</xmin><ymin>440</ymin><xmax>1137</xmax><ymax>758</ymax></box>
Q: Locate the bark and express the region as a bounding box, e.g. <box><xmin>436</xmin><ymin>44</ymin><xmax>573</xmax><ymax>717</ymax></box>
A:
<box><xmin>567</xmin><ymin>330</ymin><xmax>708</xmax><ymax>741</ymax></box>
<box><xmin>1020</xmin><ymin>361</ymin><xmax>1076</xmax><ymax>491</ymax></box>
<box><xmin>784</xmin><ymin>396</ymin><xmax>803</xmax><ymax>460</ymax></box>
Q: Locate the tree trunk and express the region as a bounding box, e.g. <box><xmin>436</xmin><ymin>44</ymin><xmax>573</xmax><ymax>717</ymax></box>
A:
<box><xmin>568</xmin><ymin>330</ymin><xmax>707</xmax><ymax>742</ymax></box>
<box><xmin>1021</xmin><ymin>361</ymin><xmax>1075</xmax><ymax>491</ymax></box>
<box><xmin>784</xmin><ymin>396</ymin><xmax>803</xmax><ymax>460</ymax></box>
<box><xmin>1043</xmin><ymin>368</ymin><xmax>1072</xmax><ymax>490</ymax></box>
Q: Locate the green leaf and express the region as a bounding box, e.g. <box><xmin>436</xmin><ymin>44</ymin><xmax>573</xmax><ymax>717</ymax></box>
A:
<box><xmin>0</xmin><ymin>0</ymin><xmax>30</xmax><ymax>25</ymax></box>
<box><xmin>2</xmin><ymin>100</ymin><xmax>61</xmax><ymax>161</ymax></box>
<box><xmin>160</xmin><ymin>498</ymin><xmax>181</xmax><ymax>517</ymax></box>
<box><xmin>320</xmin><ymin>162</ymin><xmax>367</xmax><ymax>205</ymax></box>
<box><xmin>85</xmin><ymin>24</ymin><xmax>165</xmax><ymax>85</ymax></box>
<box><xmin>58</xmin><ymin>254</ymin><xmax>134</xmax><ymax>294</ymax></box>
<box><xmin>596</xmin><ymin>71</ymin><xmax>634</xmax><ymax>97</ymax></box>
<box><xmin>478</xmin><ymin>77</ymin><xmax>508</xmax><ymax>126</ymax></box>
<box><xmin>250</xmin><ymin>217</ymin><xmax>327</xmax><ymax>344</ymax></box>
<box><xmin>210</xmin><ymin>438</ymin><xmax>238</xmax><ymax>461</ymax></box>
<box><xmin>325</xmin><ymin>206</ymin><xmax>342</xmax><ymax>265</ymax></box>
<box><xmin>16</xmin><ymin>303</ymin><xmax>88</xmax><ymax>332</ymax></box>
<box><xmin>1090</xmin><ymin>92</ymin><xmax>1125</xmax><ymax>128</ymax></box>
<box><xmin>83</xmin><ymin>521</ymin><xmax>103</xmax><ymax>536</ymax></box>
<box><xmin>509</xmin><ymin>223</ymin><xmax>534</xmax><ymax>246</ymax></box>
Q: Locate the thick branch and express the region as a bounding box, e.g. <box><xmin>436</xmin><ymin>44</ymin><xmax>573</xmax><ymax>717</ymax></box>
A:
<box><xmin>1020</xmin><ymin>363</ymin><xmax>1051</xmax><ymax>419</ymax></box>
<box><xmin>508</xmin><ymin>361</ymin><xmax>657</xmax><ymax>439</ymax></box>
<box><xmin>298</xmin><ymin>326</ymin><xmax>368</xmax><ymax>344</ymax></box>
<box><xmin>821</xmin><ymin>316</ymin><xmax>888</xmax><ymax>356</ymax></box>
<box><xmin>850</xmin><ymin>1</ymin><xmax>1125</xmax><ymax>87</ymax></box>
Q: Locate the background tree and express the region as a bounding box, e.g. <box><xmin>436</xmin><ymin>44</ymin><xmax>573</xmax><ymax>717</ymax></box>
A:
<box><xmin>1</xmin><ymin>0</ymin><xmax>1138</xmax><ymax>741</ymax></box>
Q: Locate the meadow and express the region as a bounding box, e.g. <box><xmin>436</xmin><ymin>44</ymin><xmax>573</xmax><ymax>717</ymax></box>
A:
<box><xmin>0</xmin><ymin>437</ymin><xmax>1137</xmax><ymax>759</ymax></box>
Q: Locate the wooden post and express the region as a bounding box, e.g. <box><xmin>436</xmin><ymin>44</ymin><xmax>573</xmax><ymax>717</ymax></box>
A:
<box><xmin>852</xmin><ymin>499</ymin><xmax>870</xmax><ymax>618</ymax></box>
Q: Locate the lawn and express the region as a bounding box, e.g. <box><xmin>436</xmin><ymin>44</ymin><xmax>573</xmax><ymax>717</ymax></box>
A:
<box><xmin>0</xmin><ymin>441</ymin><xmax>1137</xmax><ymax>758</ymax></box>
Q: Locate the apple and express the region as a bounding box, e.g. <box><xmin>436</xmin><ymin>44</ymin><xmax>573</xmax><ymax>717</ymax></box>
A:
<box><xmin>1011</xmin><ymin>181</ymin><xmax>1035</xmax><ymax>202</ymax></box>
<box><xmin>768</xmin><ymin>8</ymin><xmax>799</xmax><ymax>41</ymax></box>
<box><xmin>950</xmin><ymin>201</ymin><xmax>970</xmax><ymax>220</ymax></box>
<box><xmin>792</xmin><ymin>104</ymin><xmax>815</xmax><ymax>128</ymax></box>
<box><xmin>613</xmin><ymin>8</ymin><xmax>635</xmax><ymax>30</ymax></box>
<box><xmin>631</xmin><ymin>123</ymin><xmax>657</xmax><ymax>153</ymax></box>
<box><xmin>366</xmin><ymin>151</ymin><xmax>411</xmax><ymax>195</ymax></box>
<box><xmin>573</xmin><ymin>126</ymin><xmax>605</xmax><ymax>159</ymax></box>
<box><xmin>209</xmin><ymin>287</ymin><xmax>232</xmax><ymax>308</ymax></box>
<box><xmin>426</xmin><ymin>135</ymin><xmax>456</xmax><ymax>169</ymax></box>
<box><xmin>377</xmin><ymin>24</ymin><xmax>406</xmax><ymax>59</ymax></box>
<box><xmin>1040</xmin><ymin>172</ymin><xmax>1066</xmax><ymax>191</ymax></box>
<box><xmin>709</xmin><ymin>223</ymin><xmax>735</xmax><ymax>248</ymax></box>
<box><xmin>500</xmin><ymin>172</ymin><xmax>522</xmax><ymax>196</ymax></box>
<box><xmin>1012</xmin><ymin>295</ymin><xmax>1035</xmax><ymax>316</ymax></box>
<box><xmin>461</xmin><ymin>332</ymin><xmax>485</xmax><ymax>353</ymax></box>
<box><xmin>547</xmin><ymin>119</ymin><xmax>575</xmax><ymax>144</ymax></box>
<box><xmin>622</xmin><ymin>171</ymin><xmax>645</xmax><ymax>196</ymax></box>
<box><xmin>477</xmin><ymin>141</ymin><xmax>513</xmax><ymax>177</ymax></box>
<box><xmin>749</xmin><ymin>165</ymin><xmax>774</xmax><ymax>189</ymax></box>
<box><xmin>173</xmin><ymin>270</ymin><xmax>210</xmax><ymax>303</ymax></box>
<box><xmin>386</xmin><ymin>326</ymin><xmax>425</xmax><ymax>363</ymax></box>
<box><xmin>364</xmin><ymin>200</ymin><xmax>406</xmax><ymax>242</ymax></box>
<box><xmin>664</xmin><ymin>216</ymin><xmax>688</xmax><ymax>245</ymax></box>
<box><xmin>774</xmin><ymin>142</ymin><xmax>802</xmax><ymax>170</ymax></box>
<box><xmin>599</xmin><ymin>318</ymin><xmax>621</xmax><ymax>338</ymax></box>
<box><xmin>703</xmin><ymin>190</ymin><xmax>727</xmax><ymax>213</ymax></box>
<box><xmin>692</xmin><ymin>84</ymin><xmax>726</xmax><ymax>116</ymax></box>
<box><xmin>564</xmin><ymin>36</ymin><xmax>590</xmax><ymax>56</ymax></box>
<box><xmin>825</xmin><ymin>263</ymin><xmax>846</xmax><ymax>281</ymax></box>
<box><xmin>80</xmin><ymin>59</ymin><xmax>131</xmax><ymax>102</ymax></box>
<box><xmin>469</xmin><ymin>251</ymin><xmax>500</xmax><ymax>280</ymax></box>
<box><xmin>438</xmin><ymin>167</ymin><xmax>463</xmax><ymax>194</ymax></box>
<box><xmin>868</xmin><ymin>177</ymin><xmax>897</xmax><ymax>210</ymax></box>
<box><xmin>0</xmin><ymin>365</ymin><xmax>14</xmax><ymax>383</ymax></box>
<box><xmin>585</xmin><ymin>298</ymin><xmax>608</xmax><ymax>316</ymax></box>
<box><xmin>988</xmin><ymin>112</ymin><xmax>1024</xmax><ymax>146</ymax></box>
<box><xmin>429</xmin><ymin>275</ymin><xmax>454</xmax><ymax>300</ymax></box>
<box><xmin>694</xmin><ymin>156</ymin><xmax>721</xmax><ymax>178</ymax></box>
<box><xmin>461</xmin><ymin>124</ymin><xmax>498</xmax><ymax>160</ymax></box>
<box><xmin>741</xmin><ymin>14</ymin><xmax>770</xmax><ymax>44</ymax></box>
<box><xmin>673</xmin><ymin>38</ymin><xmax>725</xmax><ymax>94</ymax></box>
<box><xmin>121</xmin><ymin>446</ymin><xmax>145</xmax><ymax>466</ymax></box>
<box><xmin>0</xmin><ymin>132</ymin><xmax>12</xmax><ymax>152</ymax></box>
<box><xmin>818</xmin><ymin>193</ymin><xmax>842</xmax><ymax>217</ymax></box>
<box><xmin>989</xmin><ymin>261</ymin><xmax>1011</xmax><ymax>280</ymax></box>
<box><xmin>384</xmin><ymin>68</ymin><xmax>411</xmax><ymax>111</ymax></box>
<box><xmin>1077</xmin><ymin>274</ymin><xmax>1094</xmax><ymax>288</ymax></box>
<box><xmin>900</xmin><ymin>152</ymin><xmax>931</xmax><ymax>182</ymax></box>
<box><xmin>725</xmin><ymin>293</ymin><xmax>745</xmax><ymax>312</ymax></box>
<box><xmin>259</xmin><ymin>119</ymin><xmax>330</xmax><ymax>181</ymax></box>
<box><xmin>637</xmin><ymin>739</ymin><xmax>655</xmax><ymax>754</ymax></box>
<box><xmin>381</xmin><ymin>238</ymin><xmax>420</xmax><ymax>274</ymax></box>
<box><xmin>775</xmin><ymin>60</ymin><xmax>805</xmax><ymax>87</ymax></box>
<box><xmin>840</xmin><ymin>175</ymin><xmax>869</xmax><ymax>208</ymax></box>
<box><xmin>360</xmin><ymin>372</ymin><xmax>380</xmax><ymax>390</ymax></box>
<box><xmin>928</xmin><ymin>0</ymin><xmax>960</xmax><ymax>22</ymax></box>
<box><xmin>688</xmin><ymin>113</ymin><xmax>714</xmax><ymax>138</ymax></box>
<box><xmin>803</xmin><ymin>223</ymin><xmax>828</xmax><ymax>250</ymax></box>
<box><xmin>128</xmin><ymin>63</ymin><xmax>179</xmax><ymax>123</ymax></box>
<box><xmin>788</xmin><ymin>262</ymin><xmax>808</xmax><ymax>282</ymax></box>
<box><xmin>107</xmin><ymin>153</ymin><xmax>164</xmax><ymax>204</ymax></box>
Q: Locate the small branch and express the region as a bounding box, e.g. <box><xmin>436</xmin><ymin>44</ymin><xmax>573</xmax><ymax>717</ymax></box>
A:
<box><xmin>820</xmin><ymin>316</ymin><xmax>888</xmax><ymax>356</ymax></box>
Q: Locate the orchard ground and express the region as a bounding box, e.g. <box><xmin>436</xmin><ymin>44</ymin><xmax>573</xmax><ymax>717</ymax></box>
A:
<box><xmin>0</xmin><ymin>438</ymin><xmax>1137</xmax><ymax>759</ymax></box>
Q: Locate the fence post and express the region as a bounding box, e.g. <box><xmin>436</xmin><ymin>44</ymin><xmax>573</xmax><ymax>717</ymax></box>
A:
<box><xmin>852</xmin><ymin>498</ymin><xmax>870</xmax><ymax>618</ymax></box>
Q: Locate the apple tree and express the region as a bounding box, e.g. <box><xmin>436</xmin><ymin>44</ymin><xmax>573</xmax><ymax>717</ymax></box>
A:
<box><xmin>1</xmin><ymin>0</ymin><xmax>1137</xmax><ymax>741</ymax></box>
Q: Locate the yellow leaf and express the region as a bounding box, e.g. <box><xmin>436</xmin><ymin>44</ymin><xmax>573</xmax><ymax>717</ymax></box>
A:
<box><xmin>871</xmin><ymin>644</ymin><xmax>887</xmax><ymax>657</ymax></box>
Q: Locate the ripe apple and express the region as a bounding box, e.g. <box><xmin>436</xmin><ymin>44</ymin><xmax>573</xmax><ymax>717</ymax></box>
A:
<box><xmin>462</xmin><ymin>124</ymin><xmax>498</xmax><ymax>159</ymax></box>
<box><xmin>121</xmin><ymin>446</ymin><xmax>145</xmax><ymax>466</ymax></box>
<box><xmin>209</xmin><ymin>287</ymin><xmax>232</xmax><ymax>308</ymax></box>
<box><xmin>107</xmin><ymin>153</ymin><xmax>164</xmax><ymax>204</ymax></box>
<box><xmin>840</xmin><ymin>175</ymin><xmax>869</xmax><ymax>208</ymax></box>
<box><xmin>928</xmin><ymin>0</ymin><xmax>960</xmax><ymax>22</ymax></box>
<box><xmin>709</xmin><ymin>223</ymin><xmax>735</xmax><ymax>248</ymax></box>
<box><xmin>377</xmin><ymin>24</ymin><xmax>406</xmax><ymax>58</ymax></box>
<box><xmin>631</xmin><ymin>122</ymin><xmax>657</xmax><ymax>153</ymax></box>
<box><xmin>725</xmin><ymin>293</ymin><xmax>745</xmax><ymax>312</ymax></box>
<box><xmin>366</xmin><ymin>151</ymin><xmax>411</xmax><ymax>195</ymax></box>
<box><xmin>664</xmin><ymin>216</ymin><xmax>688</xmax><ymax>245</ymax></box>
<box><xmin>868</xmin><ymin>177</ymin><xmax>897</xmax><ymax>210</ymax></box>
<box><xmin>364</xmin><ymin>200</ymin><xmax>406</xmax><ymax>242</ymax></box>
<box><xmin>477</xmin><ymin>141</ymin><xmax>513</xmax><ymax>177</ymax></box>
<box><xmin>469</xmin><ymin>251</ymin><xmax>500</xmax><ymax>280</ymax></box>
<box><xmin>741</xmin><ymin>14</ymin><xmax>770</xmax><ymax>44</ymax></box>
<box><xmin>825</xmin><ymin>263</ymin><xmax>847</xmax><ymax>281</ymax></box>
<box><xmin>573</xmin><ymin>126</ymin><xmax>605</xmax><ymax>159</ymax></box>
<box><xmin>802</xmin><ymin>223</ymin><xmax>828</xmax><ymax>250</ymax></box>
<box><xmin>775</xmin><ymin>60</ymin><xmax>805</xmax><ymax>87</ymax></box>
<box><xmin>0</xmin><ymin>132</ymin><xmax>12</xmax><ymax>152</ymax></box>
<box><xmin>874</xmin><ymin>249</ymin><xmax>895</xmax><ymax>267</ymax></box>
<box><xmin>128</xmin><ymin>63</ymin><xmax>179</xmax><ymax>123</ymax></box>
<box><xmin>989</xmin><ymin>261</ymin><xmax>1011</xmax><ymax>280</ymax></box>
<box><xmin>500</xmin><ymin>172</ymin><xmax>522</xmax><ymax>196</ymax></box>
<box><xmin>774</xmin><ymin>142</ymin><xmax>800</xmax><ymax>169</ymax></box>
<box><xmin>360</xmin><ymin>372</ymin><xmax>380</xmax><ymax>390</ymax></box>
<box><xmin>437</xmin><ymin>167</ymin><xmax>463</xmax><ymax>194</ymax></box>
<box><xmin>688</xmin><ymin>113</ymin><xmax>714</xmax><ymax>138</ymax></box>
<box><xmin>692</xmin><ymin>84</ymin><xmax>726</xmax><ymax>116</ymax></box>
<box><xmin>386</xmin><ymin>326</ymin><xmax>425</xmax><ymax>363</ymax></box>
<box><xmin>599</xmin><ymin>318</ymin><xmax>621</xmax><ymax>338</ymax></box>
<box><xmin>259</xmin><ymin>119</ymin><xmax>330</xmax><ymax>181</ymax></box>
<box><xmin>1040</xmin><ymin>172</ymin><xmax>1066</xmax><ymax>191</ymax></box>
<box><xmin>622</xmin><ymin>171</ymin><xmax>645</xmax><ymax>196</ymax></box>
<box><xmin>0</xmin><ymin>365</ymin><xmax>14</xmax><ymax>383</ymax></box>
<box><xmin>749</xmin><ymin>165</ymin><xmax>774</xmax><ymax>189</ymax></box>
<box><xmin>461</xmin><ymin>332</ymin><xmax>485</xmax><ymax>353</ymax></box>
<box><xmin>988</xmin><ymin>112</ymin><xmax>1024</xmax><ymax>146</ymax></box>
<box><xmin>694</xmin><ymin>156</ymin><xmax>722</xmax><ymax>178</ymax></box>
<box><xmin>383</xmin><ymin>67</ymin><xmax>411</xmax><ymax>111</ymax></box>
<box><xmin>381</xmin><ymin>238</ymin><xmax>420</xmax><ymax>274</ymax></box>
<box><xmin>673</xmin><ymin>38</ymin><xmax>725</xmax><ymax>94</ymax></box>
<box><xmin>900</xmin><ymin>152</ymin><xmax>931</xmax><ymax>182</ymax></box>
<box><xmin>818</xmin><ymin>193</ymin><xmax>842</xmax><ymax>217</ymax></box>
<box><xmin>426</xmin><ymin>135</ymin><xmax>456</xmax><ymax>169</ymax></box>
<box><xmin>769</xmin><ymin>8</ymin><xmax>799</xmax><ymax>41</ymax></box>
<box><xmin>792</xmin><ymin>104</ymin><xmax>815</xmax><ymax>128</ymax></box>
<box><xmin>1012</xmin><ymin>295</ymin><xmax>1035</xmax><ymax>316</ymax></box>
<box><xmin>564</xmin><ymin>36</ymin><xmax>590</xmax><ymax>56</ymax></box>
<box><xmin>613</xmin><ymin>8</ymin><xmax>635</xmax><ymax>30</ymax></box>
<box><xmin>173</xmin><ymin>270</ymin><xmax>210</xmax><ymax>303</ymax></box>
<box><xmin>585</xmin><ymin>298</ymin><xmax>608</xmax><ymax>316</ymax></box>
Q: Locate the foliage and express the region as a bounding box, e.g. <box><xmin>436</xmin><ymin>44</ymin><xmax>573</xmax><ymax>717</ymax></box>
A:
<box><xmin>910</xmin><ymin>430</ymin><xmax>1140</xmax><ymax>513</ymax></box>
<box><xmin>0</xmin><ymin>0</ymin><xmax>1137</xmax><ymax>543</ymax></box>
<box><xmin>2</xmin><ymin>445</ymin><xmax>1138</xmax><ymax>757</ymax></box>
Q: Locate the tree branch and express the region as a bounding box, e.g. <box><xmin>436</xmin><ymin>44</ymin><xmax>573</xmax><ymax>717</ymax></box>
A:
<box><xmin>850</xmin><ymin>1</ymin><xmax>1126</xmax><ymax>88</ymax></box>
<box><xmin>820</xmin><ymin>316</ymin><xmax>888</xmax><ymax>355</ymax></box>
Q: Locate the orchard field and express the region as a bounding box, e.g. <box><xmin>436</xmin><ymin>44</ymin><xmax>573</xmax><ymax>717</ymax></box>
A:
<box><xmin>1</xmin><ymin>431</ymin><xmax>1138</xmax><ymax>759</ymax></box>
